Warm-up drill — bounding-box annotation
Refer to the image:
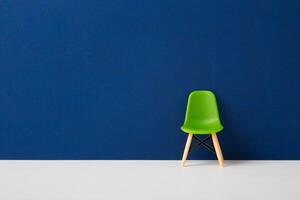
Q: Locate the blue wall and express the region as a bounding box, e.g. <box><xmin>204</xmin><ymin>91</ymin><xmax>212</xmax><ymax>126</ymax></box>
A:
<box><xmin>0</xmin><ymin>0</ymin><xmax>299</xmax><ymax>159</ymax></box>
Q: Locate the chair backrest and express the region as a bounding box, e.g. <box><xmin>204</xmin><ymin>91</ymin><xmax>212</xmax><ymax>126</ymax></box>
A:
<box><xmin>183</xmin><ymin>90</ymin><xmax>221</xmax><ymax>125</ymax></box>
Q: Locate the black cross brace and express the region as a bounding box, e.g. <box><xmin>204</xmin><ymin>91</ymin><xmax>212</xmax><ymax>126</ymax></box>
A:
<box><xmin>189</xmin><ymin>135</ymin><xmax>216</xmax><ymax>154</ymax></box>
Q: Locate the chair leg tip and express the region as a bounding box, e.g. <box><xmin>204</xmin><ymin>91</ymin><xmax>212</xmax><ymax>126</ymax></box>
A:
<box><xmin>219</xmin><ymin>162</ymin><xmax>224</xmax><ymax>168</ymax></box>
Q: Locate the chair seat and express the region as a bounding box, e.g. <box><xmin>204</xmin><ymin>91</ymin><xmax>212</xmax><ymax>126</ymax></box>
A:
<box><xmin>181</xmin><ymin>124</ymin><xmax>223</xmax><ymax>134</ymax></box>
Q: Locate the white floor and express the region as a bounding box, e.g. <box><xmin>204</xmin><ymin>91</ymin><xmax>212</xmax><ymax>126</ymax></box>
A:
<box><xmin>0</xmin><ymin>160</ymin><xmax>299</xmax><ymax>200</ymax></box>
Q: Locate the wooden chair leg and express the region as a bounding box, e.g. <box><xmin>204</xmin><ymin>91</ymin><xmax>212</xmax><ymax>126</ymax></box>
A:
<box><xmin>181</xmin><ymin>133</ymin><xmax>193</xmax><ymax>167</ymax></box>
<box><xmin>211</xmin><ymin>133</ymin><xmax>224</xmax><ymax>168</ymax></box>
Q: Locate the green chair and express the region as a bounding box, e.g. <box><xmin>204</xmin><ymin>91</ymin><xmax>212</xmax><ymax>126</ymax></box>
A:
<box><xmin>181</xmin><ymin>90</ymin><xmax>224</xmax><ymax>167</ymax></box>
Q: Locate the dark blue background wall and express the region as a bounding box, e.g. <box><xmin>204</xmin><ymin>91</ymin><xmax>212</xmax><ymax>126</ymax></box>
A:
<box><xmin>0</xmin><ymin>0</ymin><xmax>299</xmax><ymax>159</ymax></box>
